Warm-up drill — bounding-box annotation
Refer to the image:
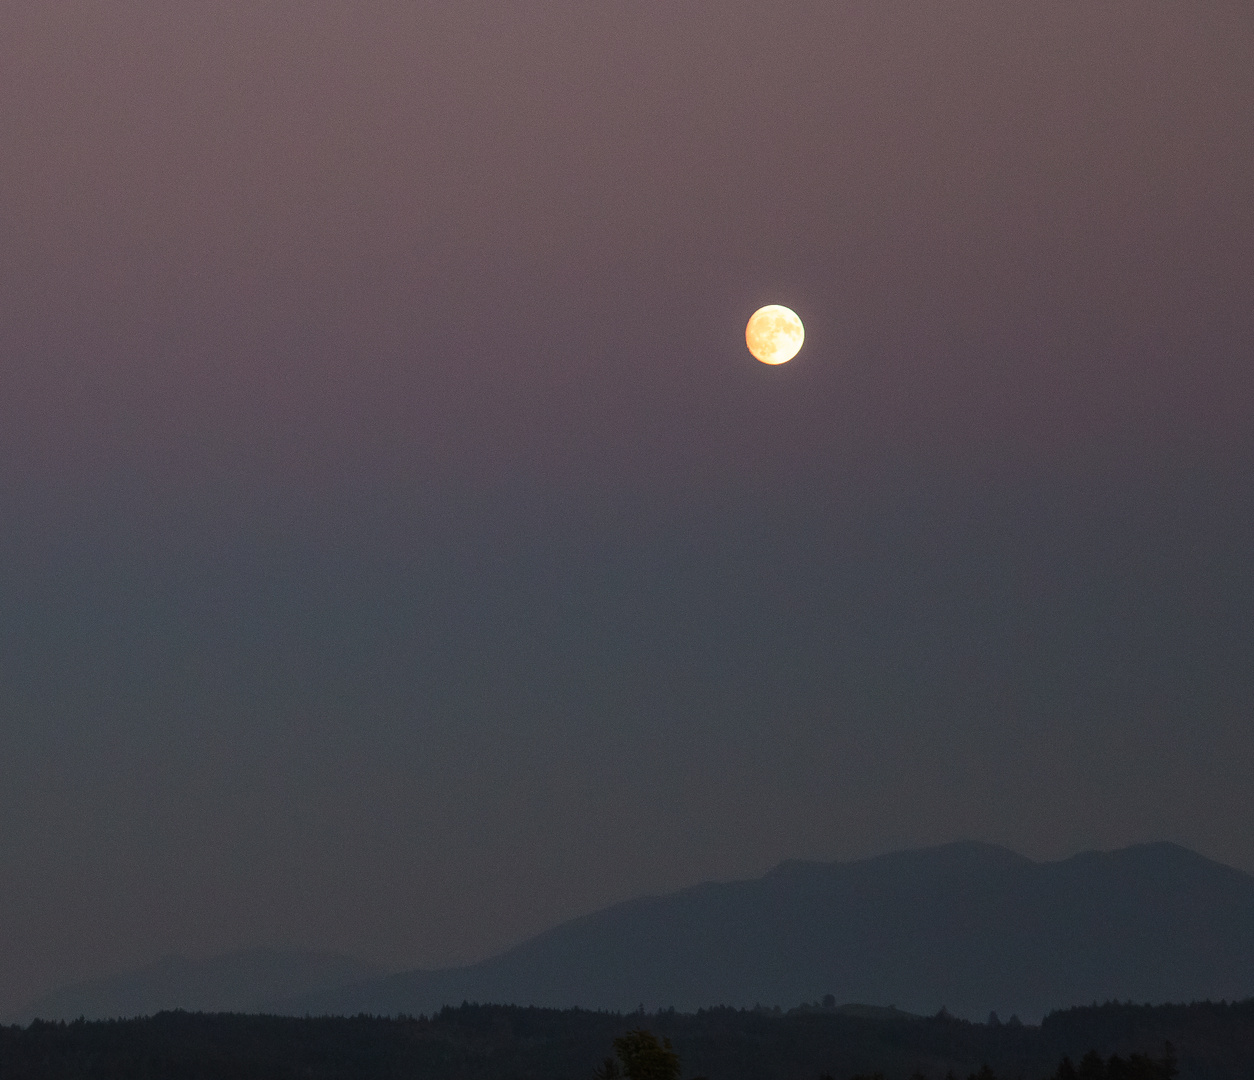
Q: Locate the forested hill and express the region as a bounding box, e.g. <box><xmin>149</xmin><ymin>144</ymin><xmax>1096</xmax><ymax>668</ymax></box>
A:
<box><xmin>2</xmin><ymin>999</ymin><xmax>1253</xmax><ymax>1080</ymax></box>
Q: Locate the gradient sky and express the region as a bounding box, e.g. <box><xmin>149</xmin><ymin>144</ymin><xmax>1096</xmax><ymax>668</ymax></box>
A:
<box><xmin>1</xmin><ymin>1</ymin><xmax>1252</xmax><ymax>1012</ymax></box>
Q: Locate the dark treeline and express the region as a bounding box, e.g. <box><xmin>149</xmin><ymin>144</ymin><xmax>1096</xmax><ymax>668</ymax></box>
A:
<box><xmin>845</xmin><ymin>1048</ymin><xmax>1179</xmax><ymax>1080</ymax></box>
<box><xmin>0</xmin><ymin>999</ymin><xmax>1250</xmax><ymax>1080</ymax></box>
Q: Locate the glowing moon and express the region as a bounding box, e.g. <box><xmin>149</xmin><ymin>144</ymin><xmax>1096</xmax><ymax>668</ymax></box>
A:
<box><xmin>746</xmin><ymin>305</ymin><xmax>804</xmax><ymax>364</ymax></box>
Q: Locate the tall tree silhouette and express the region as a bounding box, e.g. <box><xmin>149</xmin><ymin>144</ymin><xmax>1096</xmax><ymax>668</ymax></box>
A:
<box><xmin>607</xmin><ymin>1029</ymin><xmax>681</xmax><ymax>1080</ymax></box>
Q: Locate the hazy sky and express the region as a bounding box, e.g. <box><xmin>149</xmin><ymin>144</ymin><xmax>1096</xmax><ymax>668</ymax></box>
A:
<box><xmin>1</xmin><ymin>1</ymin><xmax>1252</xmax><ymax>1012</ymax></box>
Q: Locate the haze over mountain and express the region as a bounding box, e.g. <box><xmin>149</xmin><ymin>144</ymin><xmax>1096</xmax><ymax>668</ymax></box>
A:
<box><xmin>284</xmin><ymin>842</ymin><xmax>1254</xmax><ymax>1022</ymax></box>
<box><xmin>19</xmin><ymin>842</ymin><xmax>1254</xmax><ymax>1024</ymax></box>
<box><xmin>13</xmin><ymin>949</ymin><xmax>383</xmax><ymax>1024</ymax></box>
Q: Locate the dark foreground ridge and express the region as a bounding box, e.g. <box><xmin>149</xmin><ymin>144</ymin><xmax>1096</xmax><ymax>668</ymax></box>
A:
<box><xmin>3</xmin><ymin>999</ymin><xmax>1254</xmax><ymax>1080</ymax></box>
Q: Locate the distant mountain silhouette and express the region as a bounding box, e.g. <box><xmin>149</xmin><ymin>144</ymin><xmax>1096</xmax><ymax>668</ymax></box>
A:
<box><xmin>283</xmin><ymin>842</ymin><xmax>1254</xmax><ymax>1021</ymax></box>
<box><xmin>14</xmin><ymin>948</ymin><xmax>384</xmax><ymax>1023</ymax></box>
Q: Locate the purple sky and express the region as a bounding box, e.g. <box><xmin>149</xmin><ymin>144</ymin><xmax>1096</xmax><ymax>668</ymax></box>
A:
<box><xmin>0</xmin><ymin>1</ymin><xmax>1251</xmax><ymax>1012</ymax></box>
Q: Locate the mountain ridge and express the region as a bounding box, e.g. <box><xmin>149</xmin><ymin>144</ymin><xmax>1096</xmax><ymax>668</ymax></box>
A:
<box><xmin>281</xmin><ymin>841</ymin><xmax>1254</xmax><ymax>1021</ymax></box>
<box><xmin>19</xmin><ymin>842</ymin><xmax>1254</xmax><ymax>1023</ymax></box>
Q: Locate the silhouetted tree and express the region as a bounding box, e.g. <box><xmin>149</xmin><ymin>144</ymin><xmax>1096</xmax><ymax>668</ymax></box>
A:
<box><xmin>1053</xmin><ymin>1045</ymin><xmax>1180</xmax><ymax>1080</ymax></box>
<box><xmin>1079</xmin><ymin>1049</ymin><xmax>1107</xmax><ymax>1080</ymax></box>
<box><xmin>611</xmin><ymin>1029</ymin><xmax>682</xmax><ymax>1080</ymax></box>
<box><xmin>1113</xmin><ymin>1050</ymin><xmax>1177</xmax><ymax>1080</ymax></box>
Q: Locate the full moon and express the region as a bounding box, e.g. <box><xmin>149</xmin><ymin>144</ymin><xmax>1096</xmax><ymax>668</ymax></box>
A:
<box><xmin>746</xmin><ymin>304</ymin><xmax>804</xmax><ymax>365</ymax></box>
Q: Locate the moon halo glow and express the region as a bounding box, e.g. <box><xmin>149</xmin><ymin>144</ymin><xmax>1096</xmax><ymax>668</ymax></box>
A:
<box><xmin>746</xmin><ymin>305</ymin><xmax>804</xmax><ymax>364</ymax></box>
